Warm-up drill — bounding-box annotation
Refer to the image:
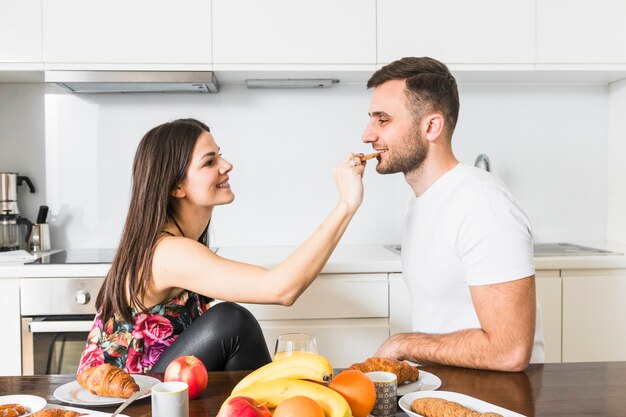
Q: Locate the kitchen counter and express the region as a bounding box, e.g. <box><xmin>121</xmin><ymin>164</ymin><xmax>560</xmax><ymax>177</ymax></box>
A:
<box><xmin>3</xmin><ymin>242</ymin><xmax>626</xmax><ymax>279</ymax></box>
<box><xmin>1</xmin><ymin>362</ymin><xmax>626</xmax><ymax>417</ymax></box>
<box><xmin>0</xmin><ymin>245</ymin><xmax>402</xmax><ymax>278</ymax></box>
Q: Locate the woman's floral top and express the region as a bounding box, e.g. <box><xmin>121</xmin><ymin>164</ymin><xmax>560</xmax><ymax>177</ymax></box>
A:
<box><xmin>77</xmin><ymin>290</ymin><xmax>211</xmax><ymax>374</ymax></box>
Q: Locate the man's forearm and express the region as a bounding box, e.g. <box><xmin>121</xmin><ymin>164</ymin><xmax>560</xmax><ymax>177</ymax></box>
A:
<box><xmin>377</xmin><ymin>328</ymin><xmax>532</xmax><ymax>372</ymax></box>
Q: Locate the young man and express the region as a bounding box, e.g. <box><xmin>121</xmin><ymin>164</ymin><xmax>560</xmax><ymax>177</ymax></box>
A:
<box><xmin>363</xmin><ymin>57</ymin><xmax>544</xmax><ymax>371</ymax></box>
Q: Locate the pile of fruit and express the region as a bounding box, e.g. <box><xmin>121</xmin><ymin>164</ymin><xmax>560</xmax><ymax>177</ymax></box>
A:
<box><xmin>217</xmin><ymin>352</ymin><xmax>376</xmax><ymax>417</ymax></box>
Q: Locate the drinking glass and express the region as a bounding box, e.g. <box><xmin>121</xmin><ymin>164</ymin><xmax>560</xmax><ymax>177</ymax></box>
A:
<box><xmin>273</xmin><ymin>332</ymin><xmax>318</xmax><ymax>361</ymax></box>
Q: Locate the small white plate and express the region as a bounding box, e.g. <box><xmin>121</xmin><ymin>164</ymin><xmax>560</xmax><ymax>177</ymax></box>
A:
<box><xmin>41</xmin><ymin>404</ymin><xmax>130</xmax><ymax>416</ymax></box>
<box><xmin>397</xmin><ymin>370</ymin><xmax>442</xmax><ymax>396</ymax></box>
<box><xmin>399</xmin><ymin>390</ymin><xmax>526</xmax><ymax>417</ymax></box>
<box><xmin>0</xmin><ymin>394</ymin><xmax>47</xmax><ymax>415</ymax></box>
<box><xmin>53</xmin><ymin>374</ymin><xmax>160</xmax><ymax>407</ymax></box>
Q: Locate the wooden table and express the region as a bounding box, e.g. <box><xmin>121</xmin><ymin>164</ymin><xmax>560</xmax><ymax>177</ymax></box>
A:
<box><xmin>2</xmin><ymin>362</ymin><xmax>626</xmax><ymax>417</ymax></box>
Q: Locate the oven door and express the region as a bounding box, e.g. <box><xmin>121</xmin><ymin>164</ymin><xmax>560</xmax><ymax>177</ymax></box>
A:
<box><xmin>21</xmin><ymin>315</ymin><xmax>94</xmax><ymax>375</ymax></box>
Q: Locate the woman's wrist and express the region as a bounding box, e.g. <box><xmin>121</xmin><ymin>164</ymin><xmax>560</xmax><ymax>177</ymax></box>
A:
<box><xmin>336</xmin><ymin>200</ymin><xmax>359</xmax><ymax>216</ymax></box>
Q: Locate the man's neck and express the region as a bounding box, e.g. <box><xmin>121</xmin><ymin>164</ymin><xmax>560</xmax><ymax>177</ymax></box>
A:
<box><xmin>405</xmin><ymin>153</ymin><xmax>459</xmax><ymax>197</ymax></box>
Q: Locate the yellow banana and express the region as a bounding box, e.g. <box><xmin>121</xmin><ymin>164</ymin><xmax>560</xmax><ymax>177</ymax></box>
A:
<box><xmin>225</xmin><ymin>378</ymin><xmax>352</xmax><ymax>417</ymax></box>
<box><xmin>232</xmin><ymin>352</ymin><xmax>334</xmax><ymax>392</ymax></box>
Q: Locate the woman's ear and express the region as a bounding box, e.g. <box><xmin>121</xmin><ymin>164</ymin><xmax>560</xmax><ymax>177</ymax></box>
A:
<box><xmin>423</xmin><ymin>113</ymin><xmax>445</xmax><ymax>143</ymax></box>
<box><xmin>171</xmin><ymin>185</ymin><xmax>185</xmax><ymax>199</ymax></box>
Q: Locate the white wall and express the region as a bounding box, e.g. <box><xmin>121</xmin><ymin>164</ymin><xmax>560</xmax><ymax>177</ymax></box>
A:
<box><xmin>0</xmin><ymin>84</ymin><xmax>46</xmax><ymax>235</ymax></box>
<box><xmin>608</xmin><ymin>79</ymin><xmax>626</xmax><ymax>244</ymax></box>
<box><xmin>0</xmin><ymin>81</ymin><xmax>610</xmax><ymax>250</ymax></box>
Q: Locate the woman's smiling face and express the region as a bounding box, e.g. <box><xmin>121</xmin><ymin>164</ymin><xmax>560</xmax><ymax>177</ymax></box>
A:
<box><xmin>179</xmin><ymin>130</ymin><xmax>234</xmax><ymax>208</ymax></box>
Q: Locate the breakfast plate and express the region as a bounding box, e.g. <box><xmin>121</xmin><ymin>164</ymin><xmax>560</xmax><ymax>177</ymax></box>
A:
<box><xmin>0</xmin><ymin>394</ymin><xmax>47</xmax><ymax>415</ymax></box>
<box><xmin>53</xmin><ymin>374</ymin><xmax>160</xmax><ymax>406</ymax></box>
<box><xmin>397</xmin><ymin>370</ymin><xmax>442</xmax><ymax>396</ymax></box>
<box><xmin>399</xmin><ymin>390</ymin><xmax>526</xmax><ymax>417</ymax></box>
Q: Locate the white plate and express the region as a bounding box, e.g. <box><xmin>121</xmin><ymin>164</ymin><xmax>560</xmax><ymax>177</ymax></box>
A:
<box><xmin>397</xmin><ymin>370</ymin><xmax>442</xmax><ymax>396</ymax></box>
<box><xmin>0</xmin><ymin>394</ymin><xmax>47</xmax><ymax>415</ymax></box>
<box><xmin>41</xmin><ymin>404</ymin><xmax>130</xmax><ymax>416</ymax></box>
<box><xmin>399</xmin><ymin>390</ymin><xmax>526</xmax><ymax>417</ymax></box>
<box><xmin>53</xmin><ymin>374</ymin><xmax>160</xmax><ymax>407</ymax></box>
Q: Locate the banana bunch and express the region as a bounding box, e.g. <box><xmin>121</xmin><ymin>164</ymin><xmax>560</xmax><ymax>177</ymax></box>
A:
<box><xmin>222</xmin><ymin>352</ymin><xmax>352</xmax><ymax>417</ymax></box>
<box><xmin>232</xmin><ymin>351</ymin><xmax>333</xmax><ymax>392</ymax></box>
<box><xmin>229</xmin><ymin>378</ymin><xmax>352</xmax><ymax>417</ymax></box>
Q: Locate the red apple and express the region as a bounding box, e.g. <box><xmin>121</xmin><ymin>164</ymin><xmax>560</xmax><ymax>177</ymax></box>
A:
<box><xmin>163</xmin><ymin>355</ymin><xmax>208</xmax><ymax>400</ymax></box>
<box><xmin>217</xmin><ymin>396</ymin><xmax>271</xmax><ymax>417</ymax></box>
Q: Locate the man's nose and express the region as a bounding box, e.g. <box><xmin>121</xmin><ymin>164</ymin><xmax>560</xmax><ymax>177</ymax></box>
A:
<box><xmin>361</xmin><ymin>123</ymin><xmax>377</xmax><ymax>144</ymax></box>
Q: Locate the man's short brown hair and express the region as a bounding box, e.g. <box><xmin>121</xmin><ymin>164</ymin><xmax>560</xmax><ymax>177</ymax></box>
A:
<box><xmin>367</xmin><ymin>57</ymin><xmax>460</xmax><ymax>135</ymax></box>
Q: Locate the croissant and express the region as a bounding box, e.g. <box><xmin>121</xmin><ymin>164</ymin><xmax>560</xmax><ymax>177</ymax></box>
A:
<box><xmin>0</xmin><ymin>403</ymin><xmax>28</xmax><ymax>417</ymax></box>
<box><xmin>76</xmin><ymin>363</ymin><xmax>140</xmax><ymax>398</ymax></box>
<box><xmin>412</xmin><ymin>398</ymin><xmax>503</xmax><ymax>417</ymax></box>
<box><xmin>348</xmin><ymin>357</ymin><xmax>419</xmax><ymax>385</ymax></box>
<box><xmin>29</xmin><ymin>410</ymin><xmax>86</xmax><ymax>417</ymax></box>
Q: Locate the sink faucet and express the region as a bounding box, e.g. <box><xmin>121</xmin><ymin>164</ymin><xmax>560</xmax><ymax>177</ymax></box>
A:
<box><xmin>474</xmin><ymin>153</ymin><xmax>491</xmax><ymax>172</ymax></box>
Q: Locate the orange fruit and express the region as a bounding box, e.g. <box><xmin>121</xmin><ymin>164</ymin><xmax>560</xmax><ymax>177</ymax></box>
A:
<box><xmin>273</xmin><ymin>395</ymin><xmax>325</xmax><ymax>417</ymax></box>
<box><xmin>328</xmin><ymin>369</ymin><xmax>376</xmax><ymax>417</ymax></box>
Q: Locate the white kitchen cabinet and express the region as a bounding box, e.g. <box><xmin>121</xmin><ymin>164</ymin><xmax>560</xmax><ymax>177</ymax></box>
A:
<box><xmin>42</xmin><ymin>0</ymin><xmax>211</xmax><ymax>67</ymax></box>
<box><xmin>258</xmin><ymin>318</ymin><xmax>389</xmax><ymax>368</ymax></box>
<box><xmin>0</xmin><ymin>279</ymin><xmax>21</xmax><ymax>376</ymax></box>
<box><xmin>377</xmin><ymin>0</ymin><xmax>535</xmax><ymax>65</ymax></box>
<box><xmin>389</xmin><ymin>273</ymin><xmax>412</xmax><ymax>335</ymax></box>
<box><xmin>212</xmin><ymin>0</ymin><xmax>376</xmax><ymax>65</ymax></box>
<box><xmin>242</xmin><ymin>273</ymin><xmax>389</xmax><ymax>367</ymax></box>
<box><xmin>535</xmin><ymin>270</ymin><xmax>562</xmax><ymax>363</ymax></box>
<box><xmin>388</xmin><ymin>272</ymin><xmax>560</xmax><ymax>363</ymax></box>
<box><xmin>562</xmin><ymin>269</ymin><xmax>626</xmax><ymax>362</ymax></box>
<box><xmin>537</xmin><ymin>0</ymin><xmax>626</xmax><ymax>64</ymax></box>
<box><xmin>0</xmin><ymin>0</ymin><xmax>41</xmax><ymax>63</ymax></box>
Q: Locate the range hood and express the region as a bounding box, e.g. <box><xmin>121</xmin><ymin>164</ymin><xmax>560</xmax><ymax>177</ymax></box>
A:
<box><xmin>45</xmin><ymin>70</ymin><xmax>219</xmax><ymax>93</ymax></box>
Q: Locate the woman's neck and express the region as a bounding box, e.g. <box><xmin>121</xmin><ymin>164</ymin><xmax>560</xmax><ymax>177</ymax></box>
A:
<box><xmin>170</xmin><ymin>206</ymin><xmax>212</xmax><ymax>240</ymax></box>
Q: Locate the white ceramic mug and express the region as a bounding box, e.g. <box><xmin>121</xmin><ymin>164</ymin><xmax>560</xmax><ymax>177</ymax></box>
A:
<box><xmin>367</xmin><ymin>371</ymin><xmax>398</xmax><ymax>417</ymax></box>
<box><xmin>151</xmin><ymin>381</ymin><xmax>189</xmax><ymax>417</ymax></box>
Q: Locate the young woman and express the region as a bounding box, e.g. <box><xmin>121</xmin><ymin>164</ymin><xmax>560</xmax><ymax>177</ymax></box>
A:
<box><xmin>78</xmin><ymin>118</ymin><xmax>366</xmax><ymax>373</ymax></box>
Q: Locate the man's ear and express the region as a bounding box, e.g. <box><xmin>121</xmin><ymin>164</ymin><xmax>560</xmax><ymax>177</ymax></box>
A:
<box><xmin>423</xmin><ymin>113</ymin><xmax>445</xmax><ymax>143</ymax></box>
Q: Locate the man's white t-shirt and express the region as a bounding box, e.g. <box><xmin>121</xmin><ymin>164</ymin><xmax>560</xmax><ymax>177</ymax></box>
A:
<box><xmin>402</xmin><ymin>164</ymin><xmax>545</xmax><ymax>363</ymax></box>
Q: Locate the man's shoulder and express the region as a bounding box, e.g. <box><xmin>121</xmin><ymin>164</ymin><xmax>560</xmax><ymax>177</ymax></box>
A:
<box><xmin>447</xmin><ymin>165</ymin><xmax>516</xmax><ymax>206</ymax></box>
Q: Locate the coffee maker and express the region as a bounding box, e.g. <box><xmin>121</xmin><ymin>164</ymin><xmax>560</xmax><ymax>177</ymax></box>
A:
<box><xmin>0</xmin><ymin>172</ymin><xmax>35</xmax><ymax>251</ymax></box>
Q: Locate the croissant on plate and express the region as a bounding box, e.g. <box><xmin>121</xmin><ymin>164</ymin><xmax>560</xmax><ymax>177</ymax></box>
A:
<box><xmin>0</xmin><ymin>403</ymin><xmax>28</xmax><ymax>417</ymax></box>
<box><xmin>29</xmin><ymin>409</ymin><xmax>86</xmax><ymax>417</ymax></box>
<box><xmin>348</xmin><ymin>357</ymin><xmax>419</xmax><ymax>385</ymax></box>
<box><xmin>76</xmin><ymin>363</ymin><xmax>140</xmax><ymax>398</ymax></box>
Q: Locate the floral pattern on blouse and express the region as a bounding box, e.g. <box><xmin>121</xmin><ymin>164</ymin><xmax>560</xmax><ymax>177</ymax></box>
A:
<box><xmin>78</xmin><ymin>290</ymin><xmax>211</xmax><ymax>374</ymax></box>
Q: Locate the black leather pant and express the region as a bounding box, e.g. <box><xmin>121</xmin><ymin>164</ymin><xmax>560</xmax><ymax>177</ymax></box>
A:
<box><xmin>151</xmin><ymin>302</ymin><xmax>272</xmax><ymax>372</ymax></box>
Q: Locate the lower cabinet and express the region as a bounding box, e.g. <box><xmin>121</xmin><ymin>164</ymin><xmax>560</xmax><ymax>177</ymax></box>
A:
<box><xmin>0</xmin><ymin>279</ymin><xmax>21</xmax><ymax>376</ymax></box>
<box><xmin>241</xmin><ymin>274</ymin><xmax>390</xmax><ymax>368</ymax></box>
<box><xmin>562</xmin><ymin>269</ymin><xmax>626</xmax><ymax>362</ymax></box>
<box><xmin>535</xmin><ymin>270</ymin><xmax>562</xmax><ymax>363</ymax></box>
<box><xmin>257</xmin><ymin>318</ymin><xmax>389</xmax><ymax>368</ymax></box>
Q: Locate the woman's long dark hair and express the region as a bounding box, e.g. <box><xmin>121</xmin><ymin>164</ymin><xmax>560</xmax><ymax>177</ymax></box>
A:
<box><xmin>96</xmin><ymin>118</ymin><xmax>211</xmax><ymax>324</ymax></box>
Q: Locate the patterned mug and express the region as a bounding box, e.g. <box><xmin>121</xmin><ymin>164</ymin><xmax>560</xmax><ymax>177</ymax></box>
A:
<box><xmin>366</xmin><ymin>371</ymin><xmax>398</xmax><ymax>417</ymax></box>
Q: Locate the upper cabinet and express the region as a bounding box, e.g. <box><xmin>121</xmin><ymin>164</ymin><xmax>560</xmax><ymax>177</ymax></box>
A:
<box><xmin>42</xmin><ymin>0</ymin><xmax>212</xmax><ymax>67</ymax></box>
<box><xmin>212</xmin><ymin>0</ymin><xmax>376</xmax><ymax>65</ymax></box>
<box><xmin>537</xmin><ymin>0</ymin><xmax>626</xmax><ymax>64</ymax></box>
<box><xmin>0</xmin><ymin>0</ymin><xmax>42</xmax><ymax>63</ymax></box>
<box><xmin>377</xmin><ymin>0</ymin><xmax>535</xmax><ymax>65</ymax></box>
